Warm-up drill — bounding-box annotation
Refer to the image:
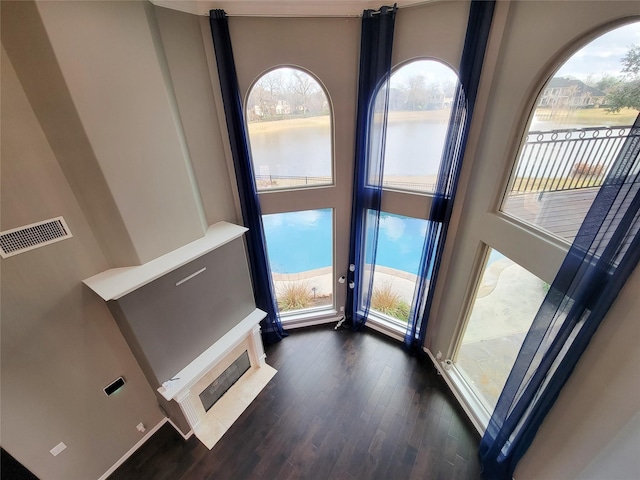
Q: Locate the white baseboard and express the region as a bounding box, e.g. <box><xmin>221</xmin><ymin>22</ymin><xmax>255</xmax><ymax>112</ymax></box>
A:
<box><xmin>166</xmin><ymin>417</ymin><xmax>193</xmax><ymax>440</ymax></box>
<box><xmin>98</xmin><ymin>417</ymin><xmax>193</xmax><ymax>479</ymax></box>
<box><xmin>98</xmin><ymin>418</ymin><xmax>169</xmax><ymax>480</ymax></box>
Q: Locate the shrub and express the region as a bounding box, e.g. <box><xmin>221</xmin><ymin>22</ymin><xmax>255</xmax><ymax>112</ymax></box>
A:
<box><xmin>370</xmin><ymin>283</ymin><xmax>411</xmax><ymax>322</ymax></box>
<box><xmin>572</xmin><ymin>161</ymin><xmax>604</xmax><ymax>177</ymax></box>
<box><xmin>277</xmin><ymin>282</ymin><xmax>313</xmax><ymax>312</ymax></box>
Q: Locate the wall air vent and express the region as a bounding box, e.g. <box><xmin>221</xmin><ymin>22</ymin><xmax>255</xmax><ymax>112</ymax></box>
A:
<box><xmin>0</xmin><ymin>217</ymin><xmax>72</xmax><ymax>258</ymax></box>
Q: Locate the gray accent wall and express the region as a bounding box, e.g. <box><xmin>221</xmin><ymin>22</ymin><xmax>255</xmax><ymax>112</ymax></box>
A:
<box><xmin>110</xmin><ymin>239</ymin><xmax>255</xmax><ymax>385</ymax></box>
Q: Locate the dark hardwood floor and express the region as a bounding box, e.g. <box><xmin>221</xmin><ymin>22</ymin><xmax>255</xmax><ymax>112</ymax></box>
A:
<box><xmin>109</xmin><ymin>325</ymin><xmax>482</xmax><ymax>479</ymax></box>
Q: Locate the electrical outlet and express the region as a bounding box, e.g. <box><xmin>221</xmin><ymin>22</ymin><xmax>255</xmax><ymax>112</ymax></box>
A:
<box><xmin>340</xmin><ymin>306</ymin><xmax>344</xmax><ymax>312</ymax></box>
<box><xmin>50</xmin><ymin>442</ymin><xmax>67</xmax><ymax>456</ymax></box>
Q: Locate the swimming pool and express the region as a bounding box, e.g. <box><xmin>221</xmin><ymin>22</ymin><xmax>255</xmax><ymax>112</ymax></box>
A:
<box><xmin>262</xmin><ymin>209</ymin><xmax>333</xmax><ymax>274</ymax></box>
<box><xmin>262</xmin><ymin>210</ymin><xmax>428</xmax><ymax>275</ymax></box>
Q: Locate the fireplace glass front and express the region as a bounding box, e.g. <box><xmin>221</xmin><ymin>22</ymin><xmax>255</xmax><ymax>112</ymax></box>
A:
<box><xmin>199</xmin><ymin>351</ymin><xmax>251</xmax><ymax>412</ymax></box>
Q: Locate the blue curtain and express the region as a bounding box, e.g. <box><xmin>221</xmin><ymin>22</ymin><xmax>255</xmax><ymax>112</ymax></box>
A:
<box><xmin>480</xmin><ymin>114</ymin><xmax>640</xmax><ymax>479</ymax></box>
<box><xmin>346</xmin><ymin>5</ymin><xmax>397</xmax><ymax>329</ymax></box>
<box><xmin>404</xmin><ymin>0</ymin><xmax>496</xmax><ymax>350</ymax></box>
<box><xmin>209</xmin><ymin>10</ymin><xmax>287</xmax><ymax>345</ymax></box>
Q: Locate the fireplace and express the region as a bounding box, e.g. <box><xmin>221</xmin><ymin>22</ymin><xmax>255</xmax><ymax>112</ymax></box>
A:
<box><xmin>200</xmin><ymin>351</ymin><xmax>250</xmax><ymax>412</ymax></box>
<box><xmin>158</xmin><ymin>316</ymin><xmax>277</xmax><ymax>449</ymax></box>
<box><xmin>83</xmin><ymin>222</ymin><xmax>277</xmax><ymax>449</ymax></box>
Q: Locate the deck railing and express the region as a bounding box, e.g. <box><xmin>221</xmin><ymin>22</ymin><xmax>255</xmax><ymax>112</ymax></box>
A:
<box><xmin>255</xmin><ymin>174</ymin><xmax>437</xmax><ymax>192</ymax></box>
<box><xmin>510</xmin><ymin>124</ymin><xmax>638</xmax><ymax>194</ymax></box>
<box><xmin>255</xmin><ymin>175</ymin><xmax>331</xmax><ymax>188</ymax></box>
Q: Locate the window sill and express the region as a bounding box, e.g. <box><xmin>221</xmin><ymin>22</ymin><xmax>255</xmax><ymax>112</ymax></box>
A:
<box><xmin>365</xmin><ymin>313</ymin><xmax>406</xmax><ymax>342</ymax></box>
<box><xmin>280</xmin><ymin>308</ymin><xmax>340</xmax><ymax>330</ymax></box>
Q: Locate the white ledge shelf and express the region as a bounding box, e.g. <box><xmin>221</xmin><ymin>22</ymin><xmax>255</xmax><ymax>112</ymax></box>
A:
<box><xmin>83</xmin><ymin>222</ymin><xmax>248</xmax><ymax>301</ymax></box>
<box><xmin>157</xmin><ymin>308</ymin><xmax>267</xmax><ymax>401</ymax></box>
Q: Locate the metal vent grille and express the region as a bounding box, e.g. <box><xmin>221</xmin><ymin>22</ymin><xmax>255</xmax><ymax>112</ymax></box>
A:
<box><xmin>0</xmin><ymin>217</ymin><xmax>72</xmax><ymax>258</ymax></box>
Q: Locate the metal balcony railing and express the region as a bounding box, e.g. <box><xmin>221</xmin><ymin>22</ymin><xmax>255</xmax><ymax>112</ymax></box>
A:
<box><xmin>510</xmin><ymin>124</ymin><xmax>638</xmax><ymax>194</ymax></box>
<box><xmin>255</xmin><ymin>175</ymin><xmax>331</xmax><ymax>188</ymax></box>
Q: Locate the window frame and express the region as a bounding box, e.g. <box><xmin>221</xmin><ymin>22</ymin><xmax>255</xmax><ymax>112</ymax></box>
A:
<box><xmin>245</xmin><ymin>66</ymin><xmax>336</xmax><ymax>194</ymax></box>
<box><xmin>244</xmin><ymin>65</ymin><xmax>341</xmax><ymax>326</ymax></box>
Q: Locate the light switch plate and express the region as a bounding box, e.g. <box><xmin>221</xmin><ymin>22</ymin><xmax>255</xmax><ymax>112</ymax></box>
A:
<box><xmin>50</xmin><ymin>442</ymin><xmax>67</xmax><ymax>456</ymax></box>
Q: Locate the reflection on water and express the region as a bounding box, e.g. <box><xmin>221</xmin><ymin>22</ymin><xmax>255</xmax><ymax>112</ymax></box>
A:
<box><xmin>375</xmin><ymin>213</ymin><xmax>429</xmax><ymax>275</ymax></box>
<box><xmin>249</xmin><ymin>119</ymin><xmax>449</xmax><ymax>179</ymax></box>
<box><xmin>250</xmin><ymin>126</ymin><xmax>331</xmax><ymax>178</ymax></box>
<box><xmin>384</xmin><ymin>121</ymin><xmax>448</xmax><ymax>176</ymax></box>
<box><xmin>263</xmin><ymin>209</ymin><xmax>429</xmax><ymax>275</ymax></box>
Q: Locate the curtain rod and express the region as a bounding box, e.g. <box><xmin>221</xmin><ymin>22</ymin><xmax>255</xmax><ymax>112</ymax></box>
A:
<box><xmin>210</xmin><ymin>3</ymin><xmax>398</xmax><ymax>18</ymax></box>
<box><xmin>370</xmin><ymin>4</ymin><xmax>398</xmax><ymax>15</ymax></box>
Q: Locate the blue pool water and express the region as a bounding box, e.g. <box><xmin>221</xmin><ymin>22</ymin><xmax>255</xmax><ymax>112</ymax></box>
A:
<box><xmin>262</xmin><ymin>209</ymin><xmax>333</xmax><ymax>274</ymax></box>
<box><xmin>263</xmin><ymin>210</ymin><xmax>428</xmax><ymax>275</ymax></box>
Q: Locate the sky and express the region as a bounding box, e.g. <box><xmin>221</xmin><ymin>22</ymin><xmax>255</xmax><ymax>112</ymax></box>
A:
<box><xmin>556</xmin><ymin>21</ymin><xmax>640</xmax><ymax>80</ymax></box>
<box><xmin>390</xmin><ymin>59</ymin><xmax>458</xmax><ymax>88</ymax></box>
<box><xmin>387</xmin><ymin>20</ymin><xmax>640</xmax><ymax>87</ymax></box>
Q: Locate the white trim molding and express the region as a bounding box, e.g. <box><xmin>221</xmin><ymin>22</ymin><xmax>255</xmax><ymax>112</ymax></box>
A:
<box><xmin>424</xmin><ymin>347</ymin><xmax>490</xmax><ymax>435</ymax></box>
<box><xmin>98</xmin><ymin>418</ymin><xmax>171</xmax><ymax>480</ymax></box>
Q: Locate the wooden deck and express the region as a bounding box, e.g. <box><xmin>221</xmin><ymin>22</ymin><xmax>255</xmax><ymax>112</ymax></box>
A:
<box><xmin>503</xmin><ymin>187</ymin><xmax>599</xmax><ymax>242</ymax></box>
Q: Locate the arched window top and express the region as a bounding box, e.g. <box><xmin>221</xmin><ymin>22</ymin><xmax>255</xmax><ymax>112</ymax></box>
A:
<box><xmin>379</xmin><ymin>58</ymin><xmax>460</xmax><ymax>194</ymax></box>
<box><xmin>502</xmin><ymin>21</ymin><xmax>640</xmax><ymax>243</ymax></box>
<box><xmin>245</xmin><ymin>66</ymin><xmax>333</xmax><ymax>191</ymax></box>
<box><xmin>391</xmin><ymin>58</ymin><xmax>459</xmax><ymax>85</ymax></box>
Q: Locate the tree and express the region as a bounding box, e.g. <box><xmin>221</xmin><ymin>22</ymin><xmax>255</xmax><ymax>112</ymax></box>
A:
<box><xmin>595</xmin><ymin>73</ymin><xmax>619</xmax><ymax>93</ymax></box>
<box><xmin>605</xmin><ymin>44</ymin><xmax>640</xmax><ymax>113</ymax></box>
<box><xmin>289</xmin><ymin>71</ymin><xmax>318</xmax><ymax>114</ymax></box>
<box><xmin>605</xmin><ymin>80</ymin><xmax>640</xmax><ymax>112</ymax></box>
<box><xmin>404</xmin><ymin>74</ymin><xmax>427</xmax><ymax>110</ymax></box>
<box><xmin>621</xmin><ymin>44</ymin><xmax>640</xmax><ymax>77</ymax></box>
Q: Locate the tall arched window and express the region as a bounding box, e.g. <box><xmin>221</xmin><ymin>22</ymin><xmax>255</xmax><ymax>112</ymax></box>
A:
<box><xmin>245</xmin><ymin>67</ymin><xmax>336</xmax><ymax>318</ymax></box>
<box><xmin>502</xmin><ymin>22</ymin><xmax>640</xmax><ymax>243</ymax></box>
<box><xmin>367</xmin><ymin>60</ymin><xmax>461</xmax><ymax>329</ymax></box>
<box><xmin>383</xmin><ymin>59</ymin><xmax>459</xmax><ymax>193</ymax></box>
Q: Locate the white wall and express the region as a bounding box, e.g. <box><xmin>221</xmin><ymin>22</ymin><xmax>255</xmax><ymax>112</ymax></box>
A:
<box><xmin>33</xmin><ymin>0</ymin><xmax>210</xmax><ymax>264</ymax></box>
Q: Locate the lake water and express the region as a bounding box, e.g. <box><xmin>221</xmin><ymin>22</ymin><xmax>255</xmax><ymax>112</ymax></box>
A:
<box><xmin>249</xmin><ymin>119</ymin><xmax>448</xmax><ymax>178</ymax></box>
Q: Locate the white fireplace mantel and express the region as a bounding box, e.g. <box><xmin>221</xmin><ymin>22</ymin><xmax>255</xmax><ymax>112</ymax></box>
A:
<box><xmin>158</xmin><ymin>308</ymin><xmax>267</xmax><ymax>401</ymax></box>
<box><xmin>83</xmin><ymin>222</ymin><xmax>248</xmax><ymax>301</ymax></box>
<box><xmin>157</xmin><ymin>306</ymin><xmax>277</xmax><ymax>450</ymax></box>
